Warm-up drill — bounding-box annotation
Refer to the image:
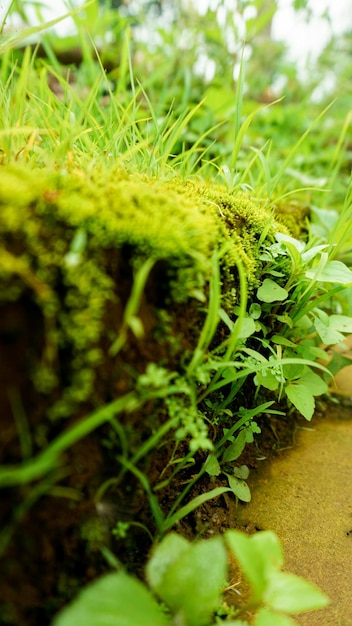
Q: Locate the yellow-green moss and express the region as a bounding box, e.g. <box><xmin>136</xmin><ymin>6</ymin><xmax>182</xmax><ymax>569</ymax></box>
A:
<box><xmin>0</xmin><ymin>164</ymin><xmax>289</xmax><ymax>420</ymax></box>
<box><xmin>272</xmin><ymin>200</ymin><xmax>309</xmax><ymax>239</ymax></box>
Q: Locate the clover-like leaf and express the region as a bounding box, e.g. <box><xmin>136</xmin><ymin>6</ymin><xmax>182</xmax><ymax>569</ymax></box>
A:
<box><xmin>257</xmin><ymin>279</ymin><xmax>288</xmax><ymax>303</ymax></box>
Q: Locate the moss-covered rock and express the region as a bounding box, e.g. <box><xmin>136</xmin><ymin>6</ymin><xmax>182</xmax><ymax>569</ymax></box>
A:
<box><xmin>0</xmin><ymin>164</ymin><xmax>290</xmax><ymax>425</ymax></box>
<box><xmin>0</xmin><ymin>163</ymin><xmax>295</xmax><ymax>625</ymax></box>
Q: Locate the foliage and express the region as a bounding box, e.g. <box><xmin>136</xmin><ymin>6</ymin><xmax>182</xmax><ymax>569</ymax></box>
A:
<box><xmin>1</xmin><ymin>1</ymin><xmax>352</xmax><ymax>624</ymax></box>
<box><xmin>52</xmin><ymin>529</ymin><xmax>329</xmax><ymax>626</ymax></box>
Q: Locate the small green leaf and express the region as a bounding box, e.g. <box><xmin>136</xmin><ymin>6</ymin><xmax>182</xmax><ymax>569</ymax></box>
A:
<box><xmin>204</xmin><ymin>454</ymin><xmax>221</xmax><ymax>476</ymax></box>
<box><xmin>250</xmin><ymin>303</ymin><xmax>262</xmax><ymax>319</ymax></box>
<box><xmin>285</xmin><ymin>384</ymin><xmax>315</xmax><ymax>420</ymax></box>
<box><xmin>222</xmin><ymin>430</ymin><xmax>247</xmax><ymax>463</ymax></box>
<box><xmin>306</xmin><ymin>260</ymin><xmax>352</xmax><ymax>284</ymax></box>
<box><xmin>298</xmin><ymin>369</ymin><xmax>328</xmax><ymax>396</ymax></box>
<box><xmin>233</xmin><ymin>465</ymin><xmax>249</xmax><ymax>480</ymax></box>
<box><xmin>271</xmin><ymin>335</ymin><xmax>297</xmax><ymax>348</ymax></box>
<box><xmin>163</xmin><ymin>487</ymin><xmax>232</xmax><ymax>532</ymax></box>
<box><xmin>257</xmin><ymin>279</ymin><xmax>288</xmax><ymax>303</ymax></box>
<box><xmin>225</xmin><ymin>531</ymin><xmax>266</xmax><ymax>600</ymax></box>
<box><xmin>314</xmin><ymin>317</ymin><xmax>344</xmax><ymax>345</ymax></box>
<box><xmin>265</xmin><ymin>571</ymin><xmax>330</xmax><ymax>614</ymax></box>
<box><xmin>226</xmin><ymin>473</ymin><xmax>251</xmax><ymax>502</ymax></box>
<box><xmin>52</xmin><ymin>572</ymin><xmax>171</xmax><ymax>626</ymax></box>
<box><xmin>276</xmin><ymin>314</ymin><xmax>294</xmax><ymax>328</ymax></box>
<box><xmin>242</xmin><ymin>347</ymin><xmax>268</xmax><ymax>362</ymax></box>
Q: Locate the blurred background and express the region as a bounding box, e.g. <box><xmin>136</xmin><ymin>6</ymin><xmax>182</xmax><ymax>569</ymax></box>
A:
<box><xmin>1</xmin><ymin>0</ymin><xmax>351</xmax><ymax>208</ymax></box>
<box><xmin>1</xmin><ymin>1</ymin><xmax>351</xmax><ymax>103</ymax></box>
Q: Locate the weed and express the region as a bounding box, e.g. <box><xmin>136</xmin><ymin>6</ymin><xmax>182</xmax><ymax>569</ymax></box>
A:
<box><xmin>52</xmin><ymin>529</ymin><xmax>329</xmax><ymax>626</ymax></box>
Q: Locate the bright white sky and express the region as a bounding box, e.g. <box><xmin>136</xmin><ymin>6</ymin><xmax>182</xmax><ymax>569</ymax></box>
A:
<box><xmin>1</xmin><ymin>0</ymin><xmax>352</xmax><ymax>66</ymax></box>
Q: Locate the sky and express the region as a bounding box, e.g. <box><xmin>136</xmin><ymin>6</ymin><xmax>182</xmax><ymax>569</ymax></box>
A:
<box><xmin>1</xmin><ymin>0</ymin><xmax>352</xmax><ymax>66</ymax></box>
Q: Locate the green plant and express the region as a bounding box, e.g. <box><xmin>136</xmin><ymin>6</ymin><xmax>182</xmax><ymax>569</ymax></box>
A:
<box><xmin>51</xmin><ymin>529</ymin><xmax>329</xmax><ymax>626</ymax></box>
<box><xmin>204</xmin><ymin>402</ymin><xmax>280</xmax><ymax>503</ymax></box>
<box><xmin>2</xmin><ymin>4</ymin><xmax>352</xmax><ymax>624</ymax></box>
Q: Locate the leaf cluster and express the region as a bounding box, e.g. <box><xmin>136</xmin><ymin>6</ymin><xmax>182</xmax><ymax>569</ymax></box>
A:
<box><xmin>52</xmin><ymin>529</ymin><xmax>329</xmax><ymax>626</ymax></box>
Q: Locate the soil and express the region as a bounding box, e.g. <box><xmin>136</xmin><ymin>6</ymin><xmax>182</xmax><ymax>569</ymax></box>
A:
<box><xmin>236</xmin><ymin>404</ymin><xmax>352</xmax><ymax>626</ymax></box>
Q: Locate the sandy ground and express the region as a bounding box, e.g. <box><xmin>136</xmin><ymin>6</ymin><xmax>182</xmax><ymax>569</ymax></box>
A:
<box><xmin>237</xmin><ymin>409</ymin><xmax>352</xmax><ymax>625</ymax></box>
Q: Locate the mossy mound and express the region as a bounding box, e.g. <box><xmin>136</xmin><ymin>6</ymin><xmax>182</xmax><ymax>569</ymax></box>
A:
<box><xmin>0</xmin><ymin>163</ymin><xmax>292</xmax><ymax>625</ymax></box>
<box><xmin>0</xmin><ymin>164</ymin><xmax>287</xmax><ymax>425</ymax></box>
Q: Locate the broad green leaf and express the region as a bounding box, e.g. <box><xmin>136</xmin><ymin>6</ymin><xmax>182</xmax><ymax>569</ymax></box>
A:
<box><xmin>303</xmin><ymin>345</ymin><xmax>330</xmax><ymax>361</ymax></box>
<box><xmin>250</xmin><ymin>531</ymin><xmax>284</xmax><ymax>572</ymax></box>
<box><xmin>52</xmin><ymin>572</ymin><xmax>170</xmax><ymax>626</ymax></box>
<box><xmin>282</xmin><ymin>363</ymin><xmax>306</xmax><ymax>380</ymax></box>
<box><xmin>204</xmin><ymin>454</ymin><xmax>221</xmax><ymax>476</ymax></box>
<box><xmin>294</xmin><ymin>314</ymin><xmax>312</xmax><ymax>330</ymax></box>
<box><xmin>146</xmin><ymin>533</ymin><xmax>189</xmax><ymax>592</ymax></box>
<box><xmin>253</xmin><ymin>607</ymin><xmax>297</xmax><ymax>626</ymax></box>
<box><xmin>275</xmin><ymin>232</ymin><xmax>305</xmax><ymax>252</ymax></box>
<box><xmin>257</xmin><ymin>279</ymin><xmax>288</xmax><ymax>303</ymax></box>
<box><xmin>225</xmin><ymin>531</ymin><xmax>267</xmax><ymax>600</ymax></box>
<box><xmin>329</xmin><ymin>314</ymin><xmax>352</xmax><ymax>333</ymax></box>
<box><xmin>265</xmin><ymin>571</ymin><xmax>330</xmax><ymax>614</ymax></box>
<box><xmin>298</xmin><ymin>369</ymin><xmax>328</xmax><ymax>396</ymax></box>
<box><xmin>314</xmin><ymin>307</ymin><xmax>330</xmax><ymax>325</ymax></box>
<box><xmin>285</xmin><ymin>384</ymin><xmax>314</xmax><ymax>420</ymax></box>
<box><xmin>226</xmin><ymin>473</ymin><xmax>251</xmax><ymax>502</ymax></box>
<box><xmin>222</xmin><ymin>430</ymin><xmax>247</xmax><ymax>463</ymax></box>
<box><xmin>306</xmin><ymin>260</ymin><xmax>352</xmax><ymax>284</ymax></box>
<box><xmin>148</xmin><ymin>536</ymin><xmax>227</xmax><ymax>626</ymax></box>
<box><xmin>314</xmin><ymin>317</ymin><xmax>344</xmax><ymax>345</ymax></box>
<box><xmin>301</xmin><ymin>244</ymin><xmax>329</xmax><ymax>263</ymax></box>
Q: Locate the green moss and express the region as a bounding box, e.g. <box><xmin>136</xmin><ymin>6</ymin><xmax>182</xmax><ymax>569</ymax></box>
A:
<box><xmin>0</xmin><ymin>164</ymin><xmax>288</xmax><ymax>422</ymax></box>
<box><xmin>272</xmin><ymin>200</ymin><xmax>309</xmax><ymax>239</ymax></box>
